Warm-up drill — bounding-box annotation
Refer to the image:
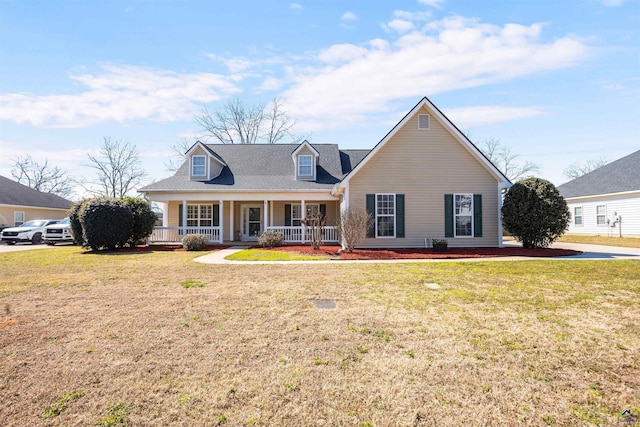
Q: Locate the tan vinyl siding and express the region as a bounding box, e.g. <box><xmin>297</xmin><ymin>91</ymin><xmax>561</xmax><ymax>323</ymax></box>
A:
<box><xmin>348</xmin><ymin>105</ymin><xmax>500</xmax><ymax>248</ymax></box>
<box><xmin>0</xmin><ymin>206</ymin><xmax>68</xmax><ymax>227</ymax></box>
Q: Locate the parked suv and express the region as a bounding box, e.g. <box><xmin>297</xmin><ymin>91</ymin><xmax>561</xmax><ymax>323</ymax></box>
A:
<box><xmin>1</xmin><ymin>219</ymin><xmax>60</xmax><ymax>245</ymax></box>
<box><xmin>44</xmin><ymin>217</ymin><xmax>73</xmax><ymax>245</ymax></box>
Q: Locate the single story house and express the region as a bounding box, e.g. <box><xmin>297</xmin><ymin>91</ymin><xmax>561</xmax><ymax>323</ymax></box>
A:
<box><xmin>558</xmin><ymin>150</ymin><xmax>640</xmax><ymax>237</ymax></box>
<box><xmin>140</xmin><ymin>97</ymin><xmax>512</xmax><ymax>248</ymax></box>
<box><xmin>0</xmin><ymin>175</ymin><xmax>73</xmax><ymax>227</ymax></box>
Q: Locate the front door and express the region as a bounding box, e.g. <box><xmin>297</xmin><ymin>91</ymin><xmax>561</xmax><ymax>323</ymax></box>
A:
<box><xmin>241</xmin><ymin>205</ymin><xmax>262</xmax><ymax>241</ymax></box>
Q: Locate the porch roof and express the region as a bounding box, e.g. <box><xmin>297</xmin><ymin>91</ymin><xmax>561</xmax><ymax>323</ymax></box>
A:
<box><xmin>140</xmin><ymin>144</ymin><xmax>370</xmax><ymax>193</ymax></box>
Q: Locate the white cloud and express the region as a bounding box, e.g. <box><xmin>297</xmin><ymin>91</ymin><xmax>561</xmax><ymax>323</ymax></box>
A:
<box><xmin>257</xmin><ymin>76</ymin><xmax>284</xmax><ymax>92</ymax></box>
<box><xmin>341</xmin><ymin>11</ymin><xmax>358</xmax><ymax>22</ymax></box>
<box><xmin>443</xmin><ymin>105</ymin><xmax>547</xmax><ymax>128</ymax></box>
<box><xmin>290</xmin><ymin>3</ymin><xmax>303</xmax><ymax>11</ymax></box>
<box><xmin>0</xmin><ymin>65</ymin><xmax>241</xmax><ymax>128</ymax></box>
<box><xmin>383</xmin><ymin>19</ymin><xmax>415</xmax><ymax>34</ymax></box>
<box><xmin>281</xmin><ymin>15</ymin><xmax>588</xmax><ymax>131</ymax></box>
<box><xmin>418</xmin><ymin>0</ymin><xmax>445</xmax><ymax>7</ymax></box>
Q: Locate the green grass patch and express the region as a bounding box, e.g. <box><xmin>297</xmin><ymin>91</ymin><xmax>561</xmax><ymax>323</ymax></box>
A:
<box><xmin>225</xmin><ymin>249</ymin><xmax>330</xmax><ymax>261</ymax></box>
<box><xmin>42</xmin><ymin>391</ymin><xmax>85</xmax><ymax>418</ymax></box>
<box><xmin>181</xmin><ymin>279</ymin><xmax>205</xmax><ymax>288</ymax></box>
<box><xmin>96</xmin><ymin>403</ymin><xmax>130</xmax><ymax>426</ymax></box>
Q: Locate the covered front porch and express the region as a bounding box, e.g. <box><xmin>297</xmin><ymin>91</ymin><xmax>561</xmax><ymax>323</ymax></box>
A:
<box><xmin>147</xmin><ymin>194</ymin><xmax>340</xmax><ymax>244</ymax></box>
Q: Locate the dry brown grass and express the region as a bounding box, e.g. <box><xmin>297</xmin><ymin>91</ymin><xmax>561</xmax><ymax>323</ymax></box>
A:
<box><xmin>558</xmin><ymin>234</ymin><xmax>640</xmax><ymax>248</ymax></box>
<box><xmin>1</xmin><ymin>247</ymin><xmax>639</xmax><ymax>426</ymax></box>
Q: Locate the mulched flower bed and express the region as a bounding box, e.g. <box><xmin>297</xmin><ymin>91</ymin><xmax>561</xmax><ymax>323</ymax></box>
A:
<box><xmin>272</xmin><ymin>245</ymin><xmax>581</xmax><ymax>260</ymax></box>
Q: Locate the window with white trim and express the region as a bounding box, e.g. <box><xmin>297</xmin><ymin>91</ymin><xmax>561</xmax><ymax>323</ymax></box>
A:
<box><xmin>298</xmin><ymin>155</ymin><xmax>312</xmax><ymax>176</ymax></box>
<box><xmin>574</xmin><ymin>207</ymin><xmax>583</xmax><ymax>226</ymax></box>
<box><xmin>192</xmin><ymin>155</ymin><xmax>206</xmax><ymax>176</ymax></box>
<box><xmin>14</xmin><ymin>211</ymin><xmax>25</xmax><ymax>226</ymax></box>
<box><xmin>418</xmin><ymin>114</ymin><xmax>430</xmax><ymax>129</ymax></box>
<box><xmin>376</xmin><ymin>194</ymin><xmax>395</xmax><ymax>238</ymax></box>
<box><xmin>187</xmin><ymin>204</ymin><xmax>212</xmax><ymax>227</ymax></box>
<box><xmin>292</xmin><ymin>204</ymin><xmax>319</xmax><ymax>226</ymax></box>
<box><xmin>596</xmin><ymin>205</ymin><xmax>606</xmax><ymax>226</ymax></box>
<box><xmin>454</xmin><ymin>194</ymin><xmax>473</xmax><ymax>237</ymax></box>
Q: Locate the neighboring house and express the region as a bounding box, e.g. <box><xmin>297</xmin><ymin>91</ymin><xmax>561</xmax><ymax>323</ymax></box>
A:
<box><xmin>140</xmin><ymin>97</ymin><xmax>512</xmax><ymax>247</ymax></box>
<box><xmin>558</xmin><ymin>150</ymin><xmax>640</xmax><ymax>237</ymax></box>
<box><xmin>0</xmin><ymin>175</ymin><xmax>73</xmax><ymax>227</ymax></box>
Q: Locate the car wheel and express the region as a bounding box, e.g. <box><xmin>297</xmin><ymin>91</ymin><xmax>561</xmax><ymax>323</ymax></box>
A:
<box><xmin>31</xmin><ymin>233</ymin><xmax>43</xmax><ymax>244</ymax></box>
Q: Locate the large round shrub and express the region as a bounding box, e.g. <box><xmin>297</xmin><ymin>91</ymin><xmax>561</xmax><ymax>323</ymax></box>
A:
<box><xmin>68</xmin><ymin>199</ymin><xmax>89</xmax><ymax>246</ymax></box>
<box><xmin>80</xmin><ymin>197</ymin><xmax>133</xmax><ymax>250</ymax></box>
<box><xmin>502</xmin><ymin>177</ymin><xmax>570</xmax><ymax>248</ymax></box>
<box><xmin>121</xmin><ymin>196</ymin><xmax>157</xmax><ymax>244</ymax></box>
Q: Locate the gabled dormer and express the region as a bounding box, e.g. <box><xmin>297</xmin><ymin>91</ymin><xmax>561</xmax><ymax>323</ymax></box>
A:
<box><xmin>291</xmin><ymin>140</ymin><xmax>320</xmax><ymax>181</ymax></box>
<box><xmin>186</xmin><ymin>141</ymin><xmax>227</xmax><ymax>181</ymax></box>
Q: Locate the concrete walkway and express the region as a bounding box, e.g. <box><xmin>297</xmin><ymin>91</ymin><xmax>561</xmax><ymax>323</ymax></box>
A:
<box><xmin>194</xmin><ymin>242</ymin><xmax>640</xmax><ymax>265</ymax></box>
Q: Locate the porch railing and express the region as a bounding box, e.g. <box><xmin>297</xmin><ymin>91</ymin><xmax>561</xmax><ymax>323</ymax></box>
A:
<box><xmin>149</xmin><ymin>226</ymin><xmax>221</xmax><ymax>243</ymax></box>
<box><xmin>266</xmin><ymin>226</ymin><xmax>339</xmax><ymax>243</ymax></box>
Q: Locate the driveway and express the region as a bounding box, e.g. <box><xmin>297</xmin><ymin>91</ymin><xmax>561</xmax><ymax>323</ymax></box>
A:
<box><xmin>504</xmin><ymin>240</ymin><xmax>640</xmax><ymax>260</ymax></box>
<box><xmin>0</xmin><ymin>243</ymin><xmax>55</xmax><ymax>253</ymax></box>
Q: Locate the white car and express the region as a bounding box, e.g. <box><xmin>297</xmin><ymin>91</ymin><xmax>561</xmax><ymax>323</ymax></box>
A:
<box><xmin>1</xmin><ymin>219</ymin><xmax>60</xmax><ymax>245</ymax></box>
<box><xmin>44</xmin><ymin>217</ymin><xmax>74</xmax><ymax>245</ymax></box>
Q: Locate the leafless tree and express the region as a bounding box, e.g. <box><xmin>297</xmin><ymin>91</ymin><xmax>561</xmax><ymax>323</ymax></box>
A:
<box><xmin>84</xmin><ymin>137</ymin><xmax>147</xmax><ymax>197</ymax></box>
<box><xmin>164</xmin><ymin>138</ymin><xmax>194</xmax><ymax>172</ymax></box>
<box><xmin>301</xmin><ymin>211</ymin><xmax>326</xmax><ymax>250</ymax></box>
<box><xmin>478</xmin><ymin>138</ymin><xmax>541</xmax><ymax>182</ymax></box>
<box><xmin>336</xmin><ymin>208</ymin><xmax>373</xmax><ymax>252</ymax></box>
<box><xmin>195</xmin><ymin>97</ymin><xmax>303</xmax><ymax>144</ymax></box>
<box><xmin>563</xmin><ymin>157</ymin><xmax>608</xmax><ymax>180</ymax></box>
<box><xmin>10</xmin><ymin>155</ymin><xmax>74</xmax><ymax>199</ymax></box>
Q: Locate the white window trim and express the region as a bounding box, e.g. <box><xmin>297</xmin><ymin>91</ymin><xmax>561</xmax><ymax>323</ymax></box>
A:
<box><xmin>375</xmin><ymin>193</ymin><xmax>396</xmax><ymax>239</ymax></box>
<box><xmin>418</xmin><ymin>114</ymin><xmax>430</xmax><ymax>130</ymax></box>
<box><xmin>191</xmin><ymin>155</ymin><xmax>207</xmax><ymax>177</ymax></box>
<box><xmin>298</xmin><ymin>155</ymin><xmax>313</xmax><ymax>177</ymax></box>
<box><xmin>454</xmin><ymin>193</ymin><xmax>474</xmax><ymax>238</ymax></box>
<box><xmin>596</xmin><ymin>204</ymin><xmax>606</xmax><ymax>227</ymax></box>
<box><xmin>186</xmin><ymin>204</ymin><xmax>213</xmax><ymax>227</ymax></box>
<box><xmin>292</xmin><ymin>203</ymin><xmax>319</xmax><ymax>226</ymax></box>
<box><xmin>573</xmin><ymin>206</ymin><xmax>584</xmax><ymax>227</ymax></box>
<box><xmin>14</xmin><ymin>211</ymin><xmax>25</xmax><ymax>226</ymax></box>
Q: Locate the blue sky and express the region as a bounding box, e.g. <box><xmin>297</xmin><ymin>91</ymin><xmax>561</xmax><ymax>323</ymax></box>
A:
<box><xmin>1</xmin><ymin>0</ymin><xmax>638</xmax><ymax>197</ymax></box>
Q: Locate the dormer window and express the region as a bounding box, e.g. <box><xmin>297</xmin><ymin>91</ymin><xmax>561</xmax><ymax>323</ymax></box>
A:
<box><xmin>192</xmin><ymin>155</ymin><xmax>206</xmax><ymax>176</ymax></box>
<box><xmin>298</xmin><ymin>155</ymin><xmax>312</xmax><ymax>176</ymax></box>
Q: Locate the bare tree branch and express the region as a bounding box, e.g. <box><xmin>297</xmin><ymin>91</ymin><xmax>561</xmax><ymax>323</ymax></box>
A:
<box><xmin>10</xmin><ymin>155</ymin><xmax>75</xmax><ymax>199</ymax></box>
<box><xmin>84</xmin><ymin>137</ymin><xmax>147</xmax><ymax>197</ymax></box>
<box><xmin>478</xmin><ymin>138</ymin><xmax>541</xmax><ymax>181</ymax></box>
<box><xmin>164</xmin><ymin>138</ymin><xmax>194</xmax><ymax>172</ymax></box>
<box><xmin>563</xmin><ymin>157</ymin><xmax>609</xmax><ymax>180</ymax></box>
<box><xmin>195</xmin><ymin>97</ymin><xmax>304</xmax><ymax>144</ymax></box>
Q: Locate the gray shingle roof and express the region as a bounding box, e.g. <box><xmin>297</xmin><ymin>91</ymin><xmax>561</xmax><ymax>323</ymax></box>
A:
<box><xmin>0</xmin><ymin>175</ymin><xmax>73</xmax><ymax>209</ymax></box>
<box><xmin>558</xmin><ymin>150</ymin><xmax>640</xmax><ymax>198</ymax></box>
<box><xmin>140</xmin><ymin>144</ymin><xmax>371</xmax><ymax>192</ymax></box>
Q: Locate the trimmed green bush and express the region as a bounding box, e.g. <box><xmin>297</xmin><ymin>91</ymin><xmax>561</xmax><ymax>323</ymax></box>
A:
<box><xmin>182</xmin><ymin>234</ymin><xmax>207</xmax><ymax>251</ymax></box>
<box><xmin>502</xmin><ymin>177</ymin><xmax>570</xmax><ymax>248</ymax></box>
<box><xmin>121</xmin><ymin>197</ymin><xmax>157</xmax><ymax>244</ymax></box>
<box><xmin>80</xmin><ymin>197</ymin><xmax>133</xmax><ymax>250</ymax></box>
<box><xmin>258</xmin><ymin>230</ymin><xmax>284</xmax><ymax>248</ymax></box>
<box><xmin>68</xmin><ymin>199</ymin><xmax>89</xmax><ymax>246</ymax></box>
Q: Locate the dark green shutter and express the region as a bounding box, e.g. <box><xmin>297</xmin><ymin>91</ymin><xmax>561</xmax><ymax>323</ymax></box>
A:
<box><xmin>396</xmin><ymin>194</ymin><xmax>404</xmax><ymax>238</ymax></box>
<box><xmin>444</xmin><ymin>194</ymin><xmax>454</xmax><ymax>238</ymax></box>
<box><xmin>366</xmin><ymin>194</ymin><xmax>375</xmax><ymax>238</ymax></box>
<box><xmin>285</xmin><ymin>204</ymin><xmax>292</xmax><ymax>226</ymax></box>
<box><xmin>473</xmin><ymin>194</ymin><xmax>482</xmax><ymax>237</ymax></box>
<box><xmin>213</xmin><ymin>204</ymin><xmax>220</xmax><ymax>227</ymax></box>
<box><xmin>319</xmin><ymin>204</ymin><xmax>326</xmax><ymax>218</ymax></box>
<box><xmin>179</xmin><ymin>204</ymin><xmax>183</xmax><ymax>227</ymax></box>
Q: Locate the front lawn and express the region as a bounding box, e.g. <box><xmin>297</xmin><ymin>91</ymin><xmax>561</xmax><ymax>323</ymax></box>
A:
<box><xmin>558</xmin><ymin>234</ymin><xmax>640</xmax><ymax>248</ymax></box>
<box><xmin>1</xmin><ymin>247</ymin><xmax>638</xmax><ymax>426</ymax></box>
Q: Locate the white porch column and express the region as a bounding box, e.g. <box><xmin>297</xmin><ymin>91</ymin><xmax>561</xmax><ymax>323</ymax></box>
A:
<box><xmin>301</xmin><ymin>199</ymin><xmax>306</xmax><ymax>243</ymax></box>
<box><xmin>230</xmin><ymin>202</ymin><xmax>234</xmax><ymax>242</ymax></box>
<box><xmin>182</xmin><ymin>200</ymin><xmax>187</xmax><ymax>234</ymax></box>
<box><xmin>263</xmin><ymin>200</ymin><xmax>268</xmax><ymax>231</ymax></box>
<box><xmin>219</xmin><ymin>200</ymin><xmax>224</xmax><ymax>244</ymax></box>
